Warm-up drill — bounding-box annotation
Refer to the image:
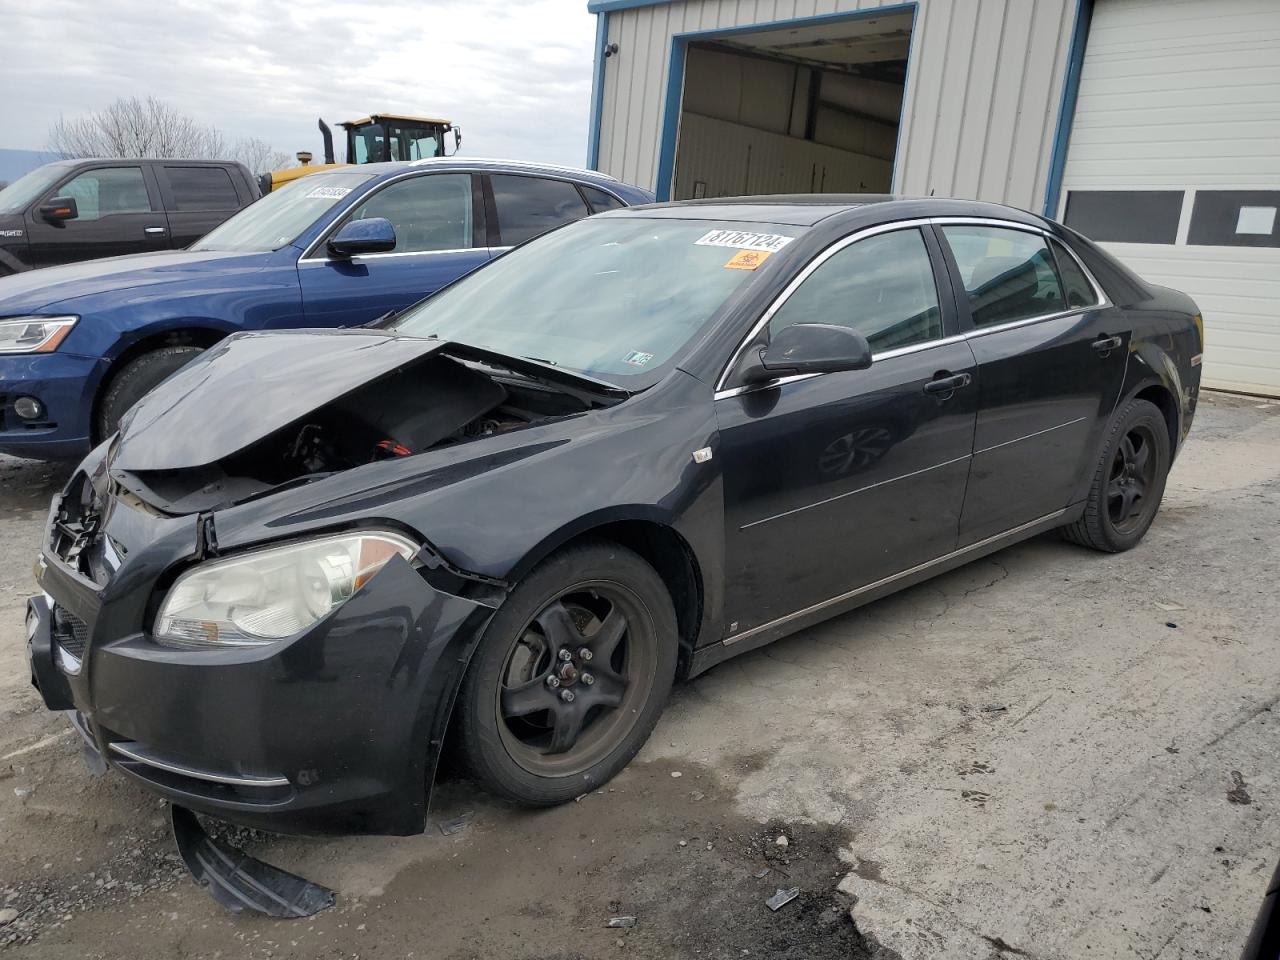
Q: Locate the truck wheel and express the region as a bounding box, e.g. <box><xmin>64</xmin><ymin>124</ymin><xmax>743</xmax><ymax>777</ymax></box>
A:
<box><xmin>1061</xmin><ymin>397</ymin><xmax>1171</xmax><ymax>553</ymax></box>
<box><xmin>95</xmin><ymin>345</ymin><xmax>204</xmax><ymax>442</ymax></box>
<box><xmin>454</xmin><ymin>540</ymin><xmax>678</xmax><ymax>805</ymax></box>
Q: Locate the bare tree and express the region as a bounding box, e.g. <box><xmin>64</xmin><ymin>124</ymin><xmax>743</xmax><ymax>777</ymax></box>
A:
<box><xmin>48</xmin><ymin>97</ymin><xmax>229</xmax><ymax>160</ymax></box>
<box><xmin>231</xmin><ymin>137</ymin><xmax>293</xmax><ymax>175</ymax></box>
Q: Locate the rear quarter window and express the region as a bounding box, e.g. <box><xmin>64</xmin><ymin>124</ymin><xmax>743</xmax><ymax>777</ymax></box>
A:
<box><xmin>165</xmin><ymin>166</ymin><xmax>242</xmax><ymax>211</ymax></box>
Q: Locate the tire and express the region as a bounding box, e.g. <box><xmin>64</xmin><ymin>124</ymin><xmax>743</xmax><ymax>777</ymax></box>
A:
<box><xmin>95</xmin><ymin>345</ymin><xmax>204</xmax><ymax>442</ymax></box>
<box><xmin>1061</xmin><ymin>397</ymin><xmax>1171</xmax><ymax>553</ymax></box>
<box><xmin>454</xmin><ymin>540</ymin><xmax>679</xmax><ymax>805</ymax></box>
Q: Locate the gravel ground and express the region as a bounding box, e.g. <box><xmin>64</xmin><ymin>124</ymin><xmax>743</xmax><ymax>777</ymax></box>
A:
<box><xmin>0</xmin><ymin>390</ymin><xmax>1277</xmax><ymax>959</ymax></box>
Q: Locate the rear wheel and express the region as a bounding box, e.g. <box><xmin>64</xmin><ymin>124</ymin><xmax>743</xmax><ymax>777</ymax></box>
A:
<box><xmin>454</xmin><ymin>541</ymin><xmax>678</xmax><ymax>805</ymax></box>
<box><xmin>1061</xmin><ymin>397</ymin><xmax>1170</xmax><ymax>552</ymax></box>
<box><xmin>95</xmin><ymin>345</ymin><xmax>204</xmax><ymax>442</ymax></box>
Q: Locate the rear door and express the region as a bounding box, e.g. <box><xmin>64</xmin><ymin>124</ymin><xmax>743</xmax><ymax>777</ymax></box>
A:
<box><xmin>297</xmin><ymin>172</ymin><xmax>490</xmax><ymax>328</ymax></box>
<box><xmin>25</xmin><ymin>164</ymin><xmax>168</xmax><ymax>267</ymax></box>
<box><xmin>715</xmin><ymin>225</ymin><xmax>978</xmax><ymax>638</ymax></box>
<box><xmin>936</xmin><ymin>221</ymin><xmax>1129</xmax><ymax>545</ymax></box>
<box><xmin>156</xmin><ymin>164</ymin><xmax>248</xmax><ymax>248</ymax></box>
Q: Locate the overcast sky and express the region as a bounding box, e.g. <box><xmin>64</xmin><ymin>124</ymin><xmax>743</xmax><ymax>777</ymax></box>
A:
<box><xmin>0</xmin><ymin>0</ymin><xmax>598</xmax><ymax>166</ymax></box>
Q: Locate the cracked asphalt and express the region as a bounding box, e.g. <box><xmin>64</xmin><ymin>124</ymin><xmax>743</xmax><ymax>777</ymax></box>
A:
<box><xmin>1</xmin><ymin>390</ymin><xmax>1277</xmax><ymax>959</ymax></box>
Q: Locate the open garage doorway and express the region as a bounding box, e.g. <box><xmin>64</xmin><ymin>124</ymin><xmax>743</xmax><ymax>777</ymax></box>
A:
<box><xmin>663</xmin><ymin>9</ymin><xmax>913</xmax><ymax>201</ymax></box>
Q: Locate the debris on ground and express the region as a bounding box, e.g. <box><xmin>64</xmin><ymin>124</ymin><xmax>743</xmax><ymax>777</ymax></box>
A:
<box><xmin>671</xmin><ymin>771</ymin><xmax>683</xmax><ymax>778</ymax></box>
<box><xmin>606</xmin><ymin>916</ymin><xmax>638</xmax><ymax>928</ymax></box>
<box><xmin>1227</xmin><ymin>771</ymin><xmax>1252</xmax><ymax>805</ymax></box>
<box><xmin>979</xmin><ymin>704</ymin><xmax>1008</xmax><ymax>714</ymax></box>
<box><xmin>765</xmin><ymin>887</ymin><xmax>800</xmax><ymax>912</ymax></box>
<box><xmin>774</xmin><ymin>835</ymin><xmax>789</xmax><ymax>848</ymax></box>
<box><xmin>439</xmin><ymin>813</ymin><xmax>474</xmax><ymax>835</ymax></box>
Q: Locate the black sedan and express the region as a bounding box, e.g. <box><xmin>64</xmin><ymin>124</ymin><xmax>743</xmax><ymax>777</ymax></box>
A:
<box><xmin>27</xmin><ymin>196</ymin><xmax>1203</xmax><ymax>837</ymax></box>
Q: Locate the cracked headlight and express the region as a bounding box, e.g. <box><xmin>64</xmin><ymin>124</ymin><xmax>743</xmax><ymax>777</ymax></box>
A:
<box><xmin>0</xmin><ymin>316</ymin><xmax>78</xmax><ymax>354</ymax></box>
<box><xmin>154</xmin><ymin>531</ymin><xmax>418</xmax><ymax>648</ymax></box>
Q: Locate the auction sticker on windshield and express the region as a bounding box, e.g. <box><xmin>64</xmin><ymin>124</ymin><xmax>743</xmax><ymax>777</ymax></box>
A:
<box><xmin>695</xmin><ymin>230</ymin><xmax>794</xmax><ymax>253</ymax></box>
<box><xmin>305</xmin><ymin>186</ymin><xmax>353</xmax><ymax>200</ymax></box>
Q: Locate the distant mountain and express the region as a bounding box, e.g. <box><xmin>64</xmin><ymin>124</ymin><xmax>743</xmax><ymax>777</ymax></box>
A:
<box><xmin>0</xmin><ymin>148</ymin><xmax>67</xmax><ymax>185</ymax></box>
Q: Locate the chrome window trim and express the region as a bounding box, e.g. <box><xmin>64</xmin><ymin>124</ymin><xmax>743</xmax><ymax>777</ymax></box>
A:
<box><xmin>299</xmin><ymin>168</ymin><xmax>624</xmax><ymax>265</ymax></box>
<box><xmin>108</xmin><ymin>741</ymin><xmax>291</xmax><ymax>789</ymax></box>
<box><xmin>713</xmin><ymin>216</ymin><xmax>1111</xmax><ymax>398</ymax></box>
<box><xmin>298</xmin><ymin>246</ymin><xmax>486</xmax><ymax>265</ymax></box>
<box><xmin>408</xmin><ymin>156</ymin><xmax>622</xmax><ymax>183</ymax></box>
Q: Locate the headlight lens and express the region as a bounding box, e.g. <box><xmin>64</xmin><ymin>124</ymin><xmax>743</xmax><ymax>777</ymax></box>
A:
<box><xmin>154</xmin><ymin>531</ymin><xmax>418</xmax><ymax>648</ymax></box>
<box><xmin>0</xmin><ymin>316</ymin><xmax>78</xmax><ymax>354</ymax></box>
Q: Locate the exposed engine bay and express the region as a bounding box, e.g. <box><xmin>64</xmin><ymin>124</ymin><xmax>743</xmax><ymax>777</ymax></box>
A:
<box><xmin>112</xmin><ymin>353</ymin><xmax>594</xmax><ymax>514</ymax></box>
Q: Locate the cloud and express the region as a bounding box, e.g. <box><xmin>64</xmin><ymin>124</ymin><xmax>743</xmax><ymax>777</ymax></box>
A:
<box><xmin>0</xmin><ymin>0</ymin><xmax>598</xmax><ymax>168</ymax></box>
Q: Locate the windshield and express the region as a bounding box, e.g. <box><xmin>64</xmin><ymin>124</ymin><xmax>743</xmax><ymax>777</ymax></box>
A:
<box><xmin>191</xmin><ymin>171</ymin><xmax>374</xmax><ymax>253</ymax></box>
<box><xmin>0</xmin><ymin>162</ymin><xmax>71</xmax><ymax>216</ymax></box>
<box><xmin>390</xmin><ymin>217</ymin><xmax>804</xmax><ymax>384</ymax></box>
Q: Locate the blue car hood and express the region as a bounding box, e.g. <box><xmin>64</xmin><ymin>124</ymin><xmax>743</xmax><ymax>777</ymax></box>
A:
<box><xmin>0</xmin><ymin>248</ymin><xmax>286</xmax><ymax>314</ymax></box>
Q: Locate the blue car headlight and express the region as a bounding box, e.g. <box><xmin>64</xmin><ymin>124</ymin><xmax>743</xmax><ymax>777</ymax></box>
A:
<box><xmin>0</xmin><ymin>316</ymin><xmax>78</xmax><ymax>354</ymax></box>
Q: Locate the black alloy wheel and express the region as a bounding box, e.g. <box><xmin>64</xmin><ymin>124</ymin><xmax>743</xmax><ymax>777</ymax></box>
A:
<box><xmin>454</xmin><ymin>541</ymin><xmax>678</xmax><ymax>805</ymax></box>
<box><xmin>1062</xmin><ymin>397</ymin><xmax>1171</xmax><ymax>553</ymax></box>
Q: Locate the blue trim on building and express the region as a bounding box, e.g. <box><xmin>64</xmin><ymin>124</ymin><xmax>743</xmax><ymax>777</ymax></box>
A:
<box><xmin>888</xmin><ymin>3</ymin><xmax>919</xmax><ymax>194</ymax></box>
<box><xmin>586</xmin><ymin>11</ymin><xmax>610</xmax><ymax>169</ymax></box>
<box><xmin>650</xmin><ymin>4</ymin><xmax>918</xmax><ymax>201</ymax></box>
<box><xmin>587</xmin><ymin>0</ymin><xmax>670</xmax><ymax>12</ymax></box>
<box><xmin>1042</xmin><ymin>0</ymin><xmax>1094</xmax><ymax>218</ymax></box>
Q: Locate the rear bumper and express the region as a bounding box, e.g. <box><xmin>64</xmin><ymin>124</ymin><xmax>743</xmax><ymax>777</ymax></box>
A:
<box><xmin>0</xmin><ymin>352</ymin><xmax>100</xmax><ymax>460</ymax></box>
<box><xmin>29</xmin><ymin>548</ymin><xmax>496</xmax><ymax>836</ymax></box>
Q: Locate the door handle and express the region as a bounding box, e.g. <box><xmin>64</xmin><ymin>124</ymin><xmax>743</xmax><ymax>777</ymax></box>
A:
<box><xmin>144</xmin><ymin>226</ymin><xmax>167</xmax><ymax>235</ymax></box>
<box><xmin>923</xmin><ymin>372</ymin><xmax>972</xmax><ymax>396</ymax></box>
<box><xmin>1092</xmin><ymin>334</ymin><xmax>1123</xmax><ymax>352</ymax></box>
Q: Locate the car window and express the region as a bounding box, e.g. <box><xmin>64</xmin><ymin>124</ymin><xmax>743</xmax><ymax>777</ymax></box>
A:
<box><xmin>1049</xmin><ymin>238</ymin><xmax>1099</xmax><ymax>309</ymax></box>
<box><xmin>490</xmin><ymin>175</ymin><xmax>590</xmax><ymax>246</ymax></box>
<box><xmin>165</xmin><ymin>166</ymin><xmax>240</xmax><ymax>211</ymax></box>
<box><xmin>941</xmin><ymin>225</ymin><xmax>1066</xmax><ymax>327</ymax></box>
<box><xmin>344</xmin><ymin>174</ymin><xmax>473</xmax><ymax>253</ymax></box>
<box><xmin>579</xmin><ymin>184</ymin><xmax>626</xmax><ymax>214</ymax></box>
<box><xmin>768</xmin><ymin>228</ymin><xmax>943</xmax><ymax>352</ymax></box>
<box><xmin>58</xmin><ymin>167</ymin><xmax>152</xmax><ymax>222</ymax></box>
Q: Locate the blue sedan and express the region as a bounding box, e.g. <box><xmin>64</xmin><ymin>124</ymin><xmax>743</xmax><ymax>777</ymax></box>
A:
<box><xmin>0</xmin><ymin>158</ymin><xmax>652</xmax><ymax>460</ymax></box>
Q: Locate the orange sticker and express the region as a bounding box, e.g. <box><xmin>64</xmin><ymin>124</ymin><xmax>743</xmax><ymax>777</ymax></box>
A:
<box><xmin>724</xmin><ymin>249</ymin><xmax>771</xmax><ymax>270</ymax></box>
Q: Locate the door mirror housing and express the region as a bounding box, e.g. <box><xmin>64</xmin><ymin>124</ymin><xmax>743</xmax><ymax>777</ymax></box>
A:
<box><xmin>328</xmin><ymin>217</ymin><xmax>396</xmax><ymax>257</ymax></box>
<box><xmin>452</xmin><ymin>126</ymin><xmax>462</xmax><ymax>155</ymax></box>
<box><xmin>741</xmin><ymin>323</ymin><xmax>873</xmax><ymax>384</ymax></box>
<box><xmin>38</xmin><ymin>197</ymin><xmax>79</xmax><ymax>223</ymax></box>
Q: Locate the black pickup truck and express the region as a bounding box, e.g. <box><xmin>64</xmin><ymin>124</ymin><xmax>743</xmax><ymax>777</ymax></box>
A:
<box><xmin>0</xmin><ymin>158</ymin><xmax>258</xmax><ymax>275</ymax></box>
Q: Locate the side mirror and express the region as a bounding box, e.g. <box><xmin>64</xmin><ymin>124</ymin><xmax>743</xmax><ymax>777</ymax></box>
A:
<box><xmin>741</xmin><ymin>323</ymin><xmax>873</xmax><ymax>384</ymax></box>
<box><xmin>452</xmin><ymin>127</ymin><xmax>462</xmax><ymax>154</ymax></box>
<box><xmin>327</xmin><ymin>217</ymin><xmax>396</xmax><ymax>258</ymax></box>
<box><xmin>38</xmin><ymin>197</ymin><xmax>79</xmax><ymax>223</ymax></box>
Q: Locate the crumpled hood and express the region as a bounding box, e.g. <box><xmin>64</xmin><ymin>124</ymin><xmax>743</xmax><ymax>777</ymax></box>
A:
<box><xmin>113</xmin><ymin>329</ymin><xmax>447</xmax><ymax>471</ymax></box>
<box><xmin>0</xmin><ymin>248</ymin><xmax>275</xmax><ymax>314</ymax></box>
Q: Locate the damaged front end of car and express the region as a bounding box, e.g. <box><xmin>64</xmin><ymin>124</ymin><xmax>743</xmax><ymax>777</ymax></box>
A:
<box><xmin>25</xmin><ymin>328</ymin><xmax>631</xmax><ymax>915</ymax></box>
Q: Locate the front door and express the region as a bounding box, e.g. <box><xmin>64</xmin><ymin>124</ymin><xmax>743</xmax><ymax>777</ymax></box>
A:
<box><xmin>297</xmin><ymin>172</ymin><xmax>491</xmax><ymax>328</ymax></box>
<box><xmin>935</xmin><ymin>223</ymin><xmax>1131</xmax><ymax>545</ymax></box>
<box><xmin>716</xmin><ymin>226</ymin><xmax>978</xmax><ymax>637</ymax></box>
<box><xmin>26</xmin><ymin>164</ymin><xmax>168</xmax><ymax>267</ymax></box>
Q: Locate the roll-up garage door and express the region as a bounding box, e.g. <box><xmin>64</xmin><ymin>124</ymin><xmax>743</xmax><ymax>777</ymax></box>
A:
<box><xmin>1058</xmin><ymin>0</ymin><xmax>1280</xmax><ymax>396</ymax></box>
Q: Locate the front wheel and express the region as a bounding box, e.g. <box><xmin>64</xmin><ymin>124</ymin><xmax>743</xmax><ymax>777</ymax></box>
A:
<box><xmin>1061</xmin><ymin>397</ymin><xmax>1171</xmax><ymax>552</ymax></box>
<box><xmin>454</xmin><ymin>541</ymin><xmax>678</xmax><ymax>805</ymax></box>
<box><xmin>95</xmin><ymin>345</ymin><xmax>204</xmax><ymax>442</ymax></box>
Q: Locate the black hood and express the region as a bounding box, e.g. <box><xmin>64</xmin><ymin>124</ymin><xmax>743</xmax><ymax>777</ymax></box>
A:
<box><xmin>114</xmin><ymin>330</ymin><xmax>447</xmax><ymax>471</ymax></box>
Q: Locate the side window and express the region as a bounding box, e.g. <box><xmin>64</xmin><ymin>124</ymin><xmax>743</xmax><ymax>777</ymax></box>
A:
<box><xmin>579</xmin><ymin>184</ymin><xmax>626</xmax><ymax>214</ymax></box>
<box><xmin>1049</xmin><ymin>238</ymin><xmax>1099</xmax><ymax>309</ymax></box>
<box><xmin>490</xmin><ymin>175</ymin><xmax>590</xmax><ymax>246</ymax></box>
<box><xmin>768</xmin><ymin>228</ymin><xmax>943</xmax><ymax>352</ymax></box>
<box><xmin>345</xmin><ymin>174</ymin><xmax>473</xmax><ymax>254</ymax></box>
<box><xmin>941</xmin><ymin>225</ymin><xmax>1066</xmax><ymax>327</ymax></box>
<box><xmin>57</xmin><ymin>167</ymin><xmax>152</xmax><ymax>222</ymax></box>
<box><xmin>165</xmin><ymin>166</ymin><xmax>241</xmax><ymax>211</ymax></box>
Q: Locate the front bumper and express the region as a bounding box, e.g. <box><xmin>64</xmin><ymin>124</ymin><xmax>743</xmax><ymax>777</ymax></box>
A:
<box><xmin>0</xmin><ymin>352</ymin><xmax>101</xmax><ymax>459</ymax></box>
<box><xmin>29</xmin><ymin>544</ymin><xmax>496</xmax><ymax>836</ymax></box>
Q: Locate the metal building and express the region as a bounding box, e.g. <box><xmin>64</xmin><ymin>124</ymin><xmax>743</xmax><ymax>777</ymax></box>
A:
<box><xmin>585</xmin><ymin>0</ymin><xmax>1280</xmax><ymax>396</ymax></box>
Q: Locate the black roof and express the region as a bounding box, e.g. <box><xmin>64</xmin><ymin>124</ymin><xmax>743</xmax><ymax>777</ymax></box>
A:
<box><xmin>605</xmin><ymin>194</ymin><xmax>1050</xmax><ymax>229</ymax></box>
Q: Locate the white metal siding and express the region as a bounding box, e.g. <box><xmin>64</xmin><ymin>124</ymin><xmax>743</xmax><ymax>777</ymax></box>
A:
<box><xmin>1060</xmin><ymin>0</ymin><xmax>1280</xmax><ymax>395</ymax></box>
<box><xmin>594</xmin><ymin>0</ymin><xmax>1076</xmax><ymax>211</ymax></box>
